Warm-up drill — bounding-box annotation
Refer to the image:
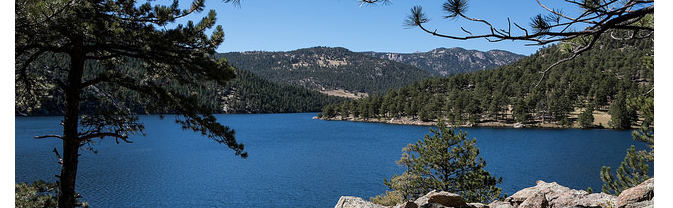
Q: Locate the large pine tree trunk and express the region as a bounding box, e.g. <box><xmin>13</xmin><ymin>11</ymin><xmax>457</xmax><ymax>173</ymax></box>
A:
<box><xmin>58</xmin><ymin>45</ymin><xmax>85</xmax><ymax>208</ymax></box>
<box><xmin>59</xmin><ymin>121</ymin><xmax>80</xmax><ymax>208</ymax></box>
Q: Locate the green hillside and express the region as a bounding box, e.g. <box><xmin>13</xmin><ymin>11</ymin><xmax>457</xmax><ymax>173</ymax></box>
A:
<box><xmin>221</xmin><ymin>69</ymin><xmax>347</xmax><ymax>113</ymax></box>
<box><xmin>218</xmin><ymin>47</ymin><xmax>433</xmax><ymax>95</ymax></box>
<box><xmin>16</xmin><ymin>57</ymin><xmax>346</xmax><ymax>116</ymax></box>
<box><xmin>319</xmin><ymin>34</ymin><xmax>653</xmax><ymax>129</ymax></box>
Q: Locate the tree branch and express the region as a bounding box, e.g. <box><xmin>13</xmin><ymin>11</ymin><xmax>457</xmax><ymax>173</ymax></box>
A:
<box><xmin>78</xmin><ymin>132</ymin><xmax>133</xmax><ymax>145</ymax></box>
<box><xmin>400</xmin><ymin>1</ymin><xmax>653</xmax><ymax>87</ymax></box>
<box><xmin>53</xmin><ymin>148</ymin><xmax>63</xmax><ymax>165</ymax></box>
<box><xmin>35</xmin><ymin>134</ymin><xmax>63</xmax><ymax>139</ymax></box>
<box><xmin>535</xmin><ymin>31</ymin><xmax>601</xmax><ymax>87</ymax></box>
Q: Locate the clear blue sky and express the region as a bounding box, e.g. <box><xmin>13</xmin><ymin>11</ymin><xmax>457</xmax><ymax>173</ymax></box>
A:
<box><xmin>191</xmin><ymin>0</ymin><xmax>583</xmax><ymax>55</ymax></box>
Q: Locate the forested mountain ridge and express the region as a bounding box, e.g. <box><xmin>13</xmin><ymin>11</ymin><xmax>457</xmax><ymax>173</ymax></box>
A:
<box><xmin>319</xmin><ymin>34</ymin><xmax>653</xmax><ymax>129</ymax></box>
<box><xmin>217</xmin><ymin>47</ymin><xmax>434</xmax><ymax>95</ymax></box>
<box><xmin>16</xmin><ymin>57</ymin><xmax>347</xmax><ymax>116</ymax></box>
<box><xmin>363</xmin><ymin>47</ymin><xmax>525</xmax><ymax>76</ymax></box>
<box><xmin>221</xmin><ymin>69</ymin><xmax>347</xmax><ymax>113</ymax></box>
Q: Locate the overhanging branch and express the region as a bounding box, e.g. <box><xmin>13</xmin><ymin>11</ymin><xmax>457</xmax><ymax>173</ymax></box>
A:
<box><xmin>78</xmin><ymin>132</ymin><xmax>133</xmax><ymax>145</ymax></box>
<box><xmin>35</xmin><ymin>134</ymin><xmax>63</xmax><ymax>139</ymax></box>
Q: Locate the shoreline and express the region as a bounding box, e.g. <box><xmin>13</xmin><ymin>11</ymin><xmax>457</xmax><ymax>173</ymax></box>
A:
<box><xmin>316</xmin><ymin>116</ymin><xmax>623</xmax><ymax>130</ymax></box>
<box><xmin>315</xmin><ymin>109</ymin><xmax>649</xmax><ymax>130</ymax></box>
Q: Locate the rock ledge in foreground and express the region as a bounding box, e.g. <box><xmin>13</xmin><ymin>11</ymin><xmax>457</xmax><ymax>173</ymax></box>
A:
<box><xmin>335</xmin><ymin>178</ymin><xmax>654</xmax><ymax>208</ymax></box>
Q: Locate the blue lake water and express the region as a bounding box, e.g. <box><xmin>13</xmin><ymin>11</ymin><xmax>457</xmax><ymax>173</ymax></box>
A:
<box><xmin>15</xmin><ymin>113</ymin><xmax>650</xmax><ymax>207</ymax></box>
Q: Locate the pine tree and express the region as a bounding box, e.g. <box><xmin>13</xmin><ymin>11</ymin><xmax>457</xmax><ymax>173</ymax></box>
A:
<box><xmin>578</xmin><ymin>107</ymin><xmax>595</xmax><ymax>128</ymax></box>
<box><xmin>16</xmin><ymin>0</ymin><xmax>245</xmax><ymax>207</ymax></box>
<box><xmin>377</xmin><ymin>120</ymin><xmax>503</xmax><ymax>204</ymax></box>
<box><xmin>600</xmin><ymin>145</ymin><xmax>651</xmax><ymax>195</ymax></box>
<box><xmin>608</xmin><ymin>93</ymin><xmax>637</xmax><ymax>129</ymax></box>
<box><xmin>601</xmin><ymin>96</ymin><xmax>653</xmax><ymax>195</ymax></box>
<box><xmin>371</xmin><ymin>172</ymin><xmax>424</xmax><ymax>206</ymax></box>
<box><xmin>15</xmin><ymin>180</ymin><xmax>89</xmax><ymax>207</ymax></box>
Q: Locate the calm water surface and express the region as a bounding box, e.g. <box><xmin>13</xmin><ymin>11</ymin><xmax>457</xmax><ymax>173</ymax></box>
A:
<box><xmin>15</xmin><ymin>113</ymin><xmax>648</xmax><ymax>207</ymax></box>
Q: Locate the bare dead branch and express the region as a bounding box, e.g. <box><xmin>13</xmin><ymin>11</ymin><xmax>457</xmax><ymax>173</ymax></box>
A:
<box><xmin>53</xmin><ymin>148</ymin><xmax>63</xmax><ymax>165</ymax></box>
<box><xmin>35</xmin><ymin>134</ymin><xmax>63</xmax><ymax>139</ymax></box>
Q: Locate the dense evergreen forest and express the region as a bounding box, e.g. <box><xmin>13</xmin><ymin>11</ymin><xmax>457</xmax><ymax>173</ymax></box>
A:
<box><xmin>221</xmin><ymin>69</ymin><xmax>346</xmax><ymax>113</ymax></box>
<box><xmin>218</xmin><ymin>47</ymin><xmax>433</xmax><ymax>94</ymax></box>
<box><xmin>319</xmin><ymin>34</ymin><xmax>654</xmax><ymax>129</ymax></box>
<box><xmin>16</xmin><ymin>56</ymin><xmax>346</xmax><ymax>116</ymax></box>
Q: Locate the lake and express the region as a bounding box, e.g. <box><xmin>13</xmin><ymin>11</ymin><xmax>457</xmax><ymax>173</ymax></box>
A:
<box><xmin>15</xmin><ymin>113</ymin><xmax>650</xmax><ymax>207</ymax></box>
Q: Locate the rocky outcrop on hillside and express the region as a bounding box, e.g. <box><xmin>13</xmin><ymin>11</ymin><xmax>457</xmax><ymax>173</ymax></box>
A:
<box><xmin>218</xmin><ymin>47</ymin><xmax>432</xmax><ymax>94</ymax></box>
<box><xmin>218</xmin><ymin>47</ymin><xmax>525</xmax><ymax>95</ymax></box>
<box><xmin>364</xmin><ymin>47</ymin><xmax>525</xmax><ymax>76</ymax></box>
<box><xmin>335</xmin><ymin>178</ymin><xmax>654</xmax><ymax>208</ymax></box>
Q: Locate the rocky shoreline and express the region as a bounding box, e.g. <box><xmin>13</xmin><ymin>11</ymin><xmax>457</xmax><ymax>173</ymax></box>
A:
<box><xmin>335</xmin><ymin>178</ymin><xmax>654</xmax><ymax>208</ymax></box>
<box><xmin>317</xmin><ymin>116</ymin><xmax>590</xmax><ymax>129</ymax></box>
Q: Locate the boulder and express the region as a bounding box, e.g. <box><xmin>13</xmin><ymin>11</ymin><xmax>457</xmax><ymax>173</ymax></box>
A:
<box><xmin>617</xmin><ymin>178</ymin><xmax>654</xmax><ymax>208</ymax></box>
<box><xmin>415</xmin><ymin>190</ymin><xmax>468</xmax><ymax>208</ymax></box>
<box><xmin>466</xmin><ymin>202</ymin><xmax>489</xmax><ymax>208</ymax></box>
<box><xmin>505</xmin><ymin>180</ymin><xmax>570</xmax><ymax>205</ymax></box>
<box><xmin>558</xmin><ymin>191</ymin><xmax>616</xmax><ymax>207</ymax></box>
<box><xmin>419</xmin><ymin>203</ymin><xmax>448</xmax><ymax>208</ymax></box>
<box><xmin>502</xmin><ymin>180</ymin><xmax>617</xmax><ymax>208</ymax></box>
<box><xmin>623</xmin><ymin>199</ymin><xmax>653</xmax><ymax>208</ymax></box>
<box><xmin>394</xmin><ymin>201</ymin><xmax>418</xmax><ymax>208</ymax></box>
<box><xmin>518</xmin><ymin>192</ymin><xmax>548</xmax><ymax>208</ymax></box>
<box><xmin>335</xmin><ymin>196</ymin><xmax>387</xmax><ymax>208</ymax></box>
<box><xmin>334</xmin><ymin>178</ymin><xmax>655</xmax><ymax>208</ymax></box>
<box><xmin>427</xmin><ymin>191</ymin><xmax>468</xmax><ymax>208</ymax></box>
<box><xmin>487</xmin><ymin>201</ymin><xmax>515</xmax><ymax>208</ymax></box>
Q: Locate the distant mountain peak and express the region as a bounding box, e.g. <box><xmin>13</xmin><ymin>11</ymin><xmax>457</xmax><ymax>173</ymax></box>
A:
<box><xmin>219</xmin><ymin>46</ymin><xmax>525</xmax><ymax>93</ymax></box>
<box><xmin>429</xmin><ymin>47</ymin><xmax>462</xmax><ymax>53</ymax></box>
<box><xmin>364</xmin><ymin>48</ymin><xmax>525</xmax><ymax>76</ymax></box>
<box><xmin>218</xmin><ymin>47</ymin><xmax>432</xmax><ymax>94</ymax></box>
